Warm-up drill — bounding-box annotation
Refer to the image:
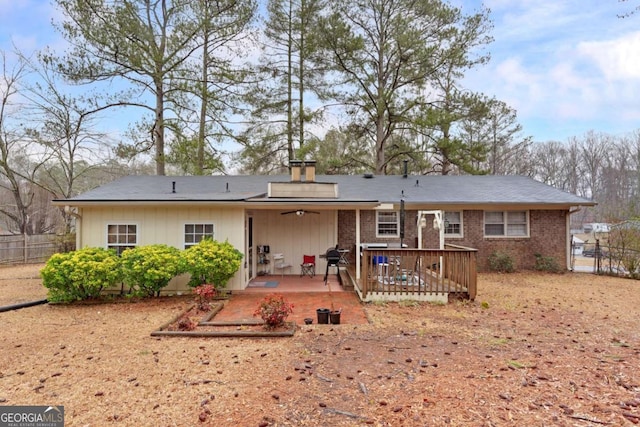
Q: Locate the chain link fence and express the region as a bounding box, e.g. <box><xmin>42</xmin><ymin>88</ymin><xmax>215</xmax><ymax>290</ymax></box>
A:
<box><xmin>571</xmin><ymin>239</ymin><xmax>639</xmax><ymax>277</ymax></box>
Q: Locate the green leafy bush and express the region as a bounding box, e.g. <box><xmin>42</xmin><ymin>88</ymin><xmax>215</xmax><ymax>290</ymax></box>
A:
<box><xmin>120</xmin><ymin>244</ymin><xmax>184</xmax><ymax>296</ymax></box>
<box><xmin>41</xmin><ymin>247</ymin><xmax>122</xmax><ymax>302</ymax></box>
<box><xmin>487</xmin><ymin>251</ymin><xmax>514</xmax><ymax>273</ymax></box>
<box><xmin>182</xmin><ymin>239</ymin><xmax>243</xmax><ymax>288</ymax></box>
<box><xmin>534</xmin><ymin>253</ymin><xmax>560</xmax><ymax>273</ymax></box>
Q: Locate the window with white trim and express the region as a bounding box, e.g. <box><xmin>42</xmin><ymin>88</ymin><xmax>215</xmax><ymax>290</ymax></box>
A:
<box><xmin>444</xmin><ymin>211</ymin><xmax>462</xmax><ymax>237</ymax></box>
<box><xmin>184</xmin><ymin>223</ymin><xmax>215</xmax><ymax>248</ymax></box>
<box><xmin>376</xmin><ymin>211</ymin><xmax>399</xmax><ymax>237</ymax></box>
<box><xmin>107</xmin><ymin>224</ymin><xmax>137</xmax><ymax>255</ymax></box>
<box><xmin>484</xmin><ymin>211</ymin><xmax>529</xmax><ymax>237</ymax></box>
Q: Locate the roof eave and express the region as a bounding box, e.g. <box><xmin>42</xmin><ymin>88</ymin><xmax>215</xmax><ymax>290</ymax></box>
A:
<box><xmin>51</xmin><ymin>198</ymin><xmax>254</xmax><ymax>207</ymax></box>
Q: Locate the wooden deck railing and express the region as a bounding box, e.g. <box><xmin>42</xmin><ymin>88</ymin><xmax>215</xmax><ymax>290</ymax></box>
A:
<box><xmin>358</xmin><ymin>245</ymin><xmax>477</xmax><ymax>302</ymax></box>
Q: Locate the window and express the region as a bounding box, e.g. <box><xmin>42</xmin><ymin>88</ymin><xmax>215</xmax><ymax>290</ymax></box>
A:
<box><xmin>184</xmin><ymin>223</ymin><xmax>214</xmax><ymax>248</ymax></box>
<box><xmin>376</xmin><ymin>211</ymin><xmax>399</xmax><ymax>237</ymax></box>
<box><xmin>107</xmin><ymin>224</ymin><xmax>137</xmax><ymax>255</ymax></box>
<box><xmin>444</xmin><ymin>211</ymin><xmax>462</xmax><ymax>237</ymax></box>
<box><xmin>484</xmin><ymin>211</ymin><xmax>528</xmax><ymax>237</ymax></box>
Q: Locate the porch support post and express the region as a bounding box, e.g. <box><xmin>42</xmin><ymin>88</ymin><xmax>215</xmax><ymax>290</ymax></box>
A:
<box><xmin>355</xmin><ymin>208</ymin><xmax>361</xmax><ymax>280</ymax></box>
<box><xmin>417</xmin><ymin>211</ymin><xmax>426</xmax><ymax>249</ymax></box>
<box><xmin>417</xmin><ymin>210</ymin><xmax>445</xmax><ymax>250</ymax></box>
<box><xmin>439</xmin><ymin>214</ymin><xmax>445</xmax><ymax>250</ymax></box>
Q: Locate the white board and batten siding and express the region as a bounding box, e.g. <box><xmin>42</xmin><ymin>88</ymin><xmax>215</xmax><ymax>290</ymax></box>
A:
<box><xmin>79</xmin><ymin>205</ymin><xmax>245</xmax><ymax>292</ymax></box>
<box><xmin>251</xmin><ymin>210</ymin><xmax>337</xmax><ymax>277</ymax></box>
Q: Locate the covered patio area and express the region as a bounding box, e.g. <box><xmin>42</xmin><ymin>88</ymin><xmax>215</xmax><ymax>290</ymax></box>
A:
<box><xmin>243</xmin><ymin>272</ymin><xmax>345</xmax><ymax>293</ymax></box>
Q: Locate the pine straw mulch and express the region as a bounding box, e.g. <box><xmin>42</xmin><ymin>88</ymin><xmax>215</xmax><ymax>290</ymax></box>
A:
<box><xmin>0</xmin><ymin>264</ymin><xmax>639</xmax><ymax>426</ymax></box>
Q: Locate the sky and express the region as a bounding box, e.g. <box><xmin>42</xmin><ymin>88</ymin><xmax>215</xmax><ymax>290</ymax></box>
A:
<box><xmin>457</xmin><ymin>0</ymin><xmax>640</xmax><ymax>142</ymax></box>
<box><xmin>1</xmin><ymin>0</ymin><xmax>640</xmax><ymax>144</ymax></box>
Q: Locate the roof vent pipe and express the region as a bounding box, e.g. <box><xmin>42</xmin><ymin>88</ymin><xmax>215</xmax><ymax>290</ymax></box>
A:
<box><xmin>403</xmin><ymin>159</ymin><xmax>409</xmax><ymax>178</ymax></box>
<box><xmin>172</xmin><ymin>181</ymin><xmax>176</xmax><ymax>193</ymax></box>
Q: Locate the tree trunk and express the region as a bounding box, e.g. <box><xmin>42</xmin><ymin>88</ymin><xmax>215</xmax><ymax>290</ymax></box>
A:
<box><xmin>298</xmin><ymin>0</ymin><xmax>305</xmax><ymax>151</ymax></box>
<box><xmin>375</xmin><ymin>116</ymin><xmax>386</xmax><ymax>175</ymax></box>
<box><xmin>154</xmin><ymin>80</ymin><xmax>165</xmax><ymax>176</ymax></box>
<box><xmin>197</xmin><ymin>26</ymin><xmax>209</xmax><ymax>176</ymax></box>
<box><xmin>287</xmin><ymin>0</ymin><xmax>294</xmax><ymax>162</ymax></box>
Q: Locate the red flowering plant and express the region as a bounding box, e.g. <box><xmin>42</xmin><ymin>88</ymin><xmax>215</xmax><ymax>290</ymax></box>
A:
<box><xmin>177</xmin><ymin>317</ymin><xmax>197</xmax><ymax>331</ymax></box>
<box><xmin>253</xmin><ymin>293</ymin><xmax>294</xmax><ymax>329</ymax></box>
<box><xmin>193</xmin><ymin>284</ymin><xmax>217</xmax><ymax>311</ymax></box>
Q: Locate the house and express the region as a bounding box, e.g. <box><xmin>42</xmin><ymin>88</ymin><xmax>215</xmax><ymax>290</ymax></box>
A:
<box><xmin>571</xmin><ymin>235</ymin><xmax>584</xmax><ymax>255</ymax></box>
<box><xmin>53</xmin><ymin>161</ymin><xmax>595</xmax><ymax>297</ymax></box>
<box><xmin>583</xmin><ymin>222</ymin><xmax>610</xmax><ymax>234</ymax></box>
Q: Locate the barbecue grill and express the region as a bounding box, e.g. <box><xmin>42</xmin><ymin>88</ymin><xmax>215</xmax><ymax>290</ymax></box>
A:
<box><xmin>323</xmin><ymin>246</ymin><xmax>341</xmax><ymax>284</ymax></box>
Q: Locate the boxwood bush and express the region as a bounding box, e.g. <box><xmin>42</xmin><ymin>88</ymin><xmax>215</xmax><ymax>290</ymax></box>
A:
<box><xmin>182</xmin><ymin>239</ymin><xmax>243</xmax><ymax>288</ymax></box>
<box><xmin>41</xmin><ymin>247</ymin><xmax>122</xmax><ymax>302</ymax></box>
<box><xmin>120</xmin><ymin>244</ymin><xmax>184</xmax><ymax>296</ymax></box>
<box><xmin>534</xmin><ymin>253</ymin><xmax>561</xmax><ymax>273</ymax></box>
<box><xmin>487</xmin><ymin>250</ymin><xmax>515</xmax><ymax>273</ymax></box>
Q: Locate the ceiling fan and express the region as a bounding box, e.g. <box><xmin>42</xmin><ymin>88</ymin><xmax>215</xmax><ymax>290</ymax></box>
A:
<box><xmin>281</xmin><ymin>209</ymin><xmax>320</xmax><ymax>216</ymax></box>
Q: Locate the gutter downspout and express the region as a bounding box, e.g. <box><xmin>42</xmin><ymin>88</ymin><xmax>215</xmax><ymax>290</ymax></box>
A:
<box><xmin>568</xmin><ymin>207</ymin><xmax>582</xmax><ymax>271</ymax></box>
<box><xmin>356</xmin><ymin>208</ymin><xmax>361</xmax><ymax>281</ymax></box>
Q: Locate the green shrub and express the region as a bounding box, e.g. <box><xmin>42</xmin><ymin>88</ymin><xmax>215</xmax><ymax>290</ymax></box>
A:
<box><xmin>120</xmin><ymin>244</ymin><xmax>184</xmax><ymax>297</ymax></box>
<box><xmin>182</xmin><ymin>239</ymin><xmax>243</xmax><ymax>288</ymax></box>
<box><xmin>41</xmin><ymin>247</ymin><xmax>122</xmax><ymax>302</ymax></box>
<box><xmin>534</xmin><ymin>253</ymin><xmax>560</xmax><ymax>273</ymax></box>
<box><xmin>487</xmin><ymin>251</ymin><xmax>514</xmax><ymax>273</ymax></box>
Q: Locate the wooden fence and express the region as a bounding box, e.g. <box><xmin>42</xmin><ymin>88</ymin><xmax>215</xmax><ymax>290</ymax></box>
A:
<box><xmin>358</xmin><ymin>245</ymin><xmax>477</xmax><ymax>302</ymax></box>
<box><xmin>0</xmin><ymin>234</ymin><xmax>60</xmax><ymax>265</ymax></box>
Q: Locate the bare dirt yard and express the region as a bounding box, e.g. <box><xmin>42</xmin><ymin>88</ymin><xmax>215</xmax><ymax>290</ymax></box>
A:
<box><xmin>1</xmin><ymin>264</ymin><xmax>639</xmax><ymax>426</ymax></box>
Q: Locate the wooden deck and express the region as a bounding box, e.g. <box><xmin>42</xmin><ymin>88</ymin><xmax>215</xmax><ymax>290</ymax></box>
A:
<box><xmin>345</xmin><ymin>246</ymin><xmax>477</xmax><ymax>303</ymax></box>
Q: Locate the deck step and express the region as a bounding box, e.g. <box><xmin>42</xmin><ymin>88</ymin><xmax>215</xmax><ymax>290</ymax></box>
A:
<box><xmin>338</xmin><ymin>267</ymin><xmax>355</xmax><ymax>291</ymax></box>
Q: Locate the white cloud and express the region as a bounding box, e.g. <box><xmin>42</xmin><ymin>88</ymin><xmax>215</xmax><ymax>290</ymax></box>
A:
<box><xmin>578</xmin><ymin>31</ymin><xmax>640</xmax><ymax>81</ymax></box>
<box><xmin>458</xmin><ymin>0</ymin><xmax>640</xmax><ymax>140</ymax></box>
<box><xmin>497</xmin><ymin>62</ymin><xmax>541</xmax><ymax>108</ymax></box>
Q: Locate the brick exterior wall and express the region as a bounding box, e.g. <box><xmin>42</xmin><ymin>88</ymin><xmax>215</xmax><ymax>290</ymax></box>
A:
<box><xmin>337</xmin><ymin>209</ymin><xmax>568</xmax><ymax>271</ymax></box>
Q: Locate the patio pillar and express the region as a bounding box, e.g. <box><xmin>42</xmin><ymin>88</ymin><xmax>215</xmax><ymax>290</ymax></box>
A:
<box><xmin>417</xmin><ymin>210</ymin><xmax>445</xmax><ymax>250</ymax></box>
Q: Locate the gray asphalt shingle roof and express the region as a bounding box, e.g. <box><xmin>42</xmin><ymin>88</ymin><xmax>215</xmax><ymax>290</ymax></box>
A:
<box><xmin>58</xmin><ymin>174</ymin><xmax>594</xmax><ymax>207</ymax></box>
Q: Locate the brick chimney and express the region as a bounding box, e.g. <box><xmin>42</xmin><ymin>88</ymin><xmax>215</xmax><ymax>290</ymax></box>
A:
<box><xmin>290</xmin><ymin>160</ymin><xmax>302</xmax><ymax>182</ymax></box>
<box><xmin>304</xmin><ymin>160</ymin><xmax>316</xmax><ymax>182</ymax></box>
